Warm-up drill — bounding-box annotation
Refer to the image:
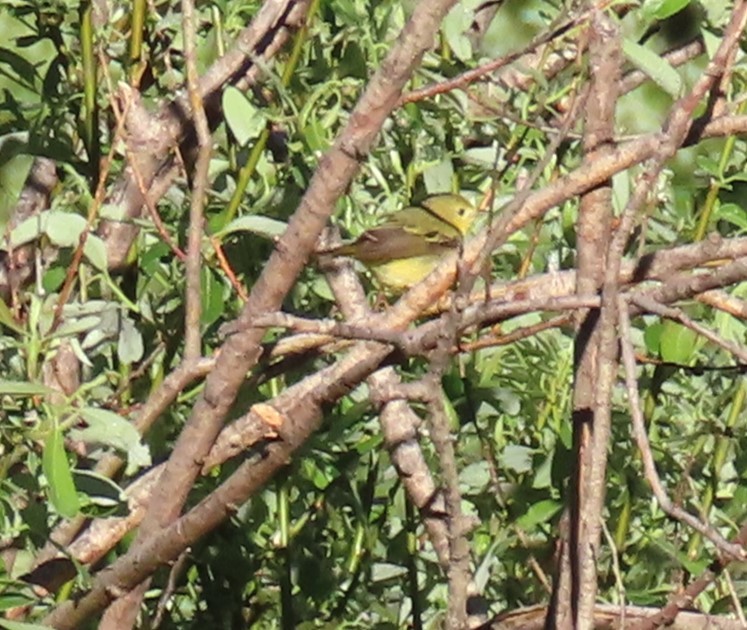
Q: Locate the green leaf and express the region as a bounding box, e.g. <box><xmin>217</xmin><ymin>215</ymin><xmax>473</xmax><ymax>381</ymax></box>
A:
<box><xmin>303</xmin><ymin>458</ymin><xmax>332</xmax><ymax>490</ymax></box>
<box><xmin>532</xmin><ymin>453</ymin><xmax>554</xmax><ymax>489</ymax></box>
<box><xmin>423</xmin><ymin>159</ymin><xmax>454</xmax><ymax>195</ymax></box>
<box><xmin>99</xmin><ymin>202</ymin><xmax>127</xmax><ymax>221</ymax></box>
<box><xmin>72</xmin><ymin>470</ymin><xmax>126</xmax><ymax>505</ymax></box>
<box><xmin>643</xmin><ymin>321</ymin><xmax>663</xmax><ymax>355</ymax></box>
<box><xmin>7</xmin><ymin>210</ymin><xmax>88</xmax><ymax>250</ymax></box>
<box><xmin>500</xmin><ymin>444</ymin><xmax>533</xmax><ymax>474</ymax></box>
<box><xmin>659</xmin><ymin>320</ymin><xmax>698</xmax><ymax>363</ymax></box>
<box><xmin>463</xmin><ymin>145</ymin><xmax>502</xmax><ymax>168</ymax></box>
<box><xmin>73</xmin><ymin>408</ymin><xmax>151</xmax><ymax>475</ymax></box>
<box><xmin>45</xmin><ymin>211</ymin><xmax>87</xmax><ymax>247</ymax></box>
<box><xmin>442</xmin><ymin>5</ymin><xmax>473</xmax><ymax>62</ymax></box>
<box><xmin>516</xmin><ymin>499</ymin><xmax>562</xmax><ymax>530</ymax></box>
<box><xmin>54</xmin><ymin>315</ymin><xmax>103</xmax><ymax>339</ymax></box>
<box><xmin>117</xmin><ymin>315</ymin><xmax>144</xmax><ymax>364</ymax></box>
<box><xmin>459</xmin><ymin>461</ymin><xmax>490</xmax><ymax>492</ymax></box>
<box><xmin>713</xmin><ymin>202</ymin><xmax>747</xmax><ymax>230</ymax></box>
<box><xmin>0</xmin><ymin>132</ymin><xmax>32</xmax><ymax>227</ymax></box>
<box><xmin>42</xmin><ymin>426</ymin><xmax>79</xmax><ymax>518</ymax></box>
<box><xmin>72</xmin><ymin>470</ymin><xmax>128</xmax><ymax>515</ymax></box>
<box><xmin>0</xmin><ymin>592</ymin><xmax>36</xmax><ymax>613</ymax></box>
<box><xmin>222</xmin><ymin>86</ymin><xmax>268</xmax><ymax>146</ymax></box>
<box><xmin>83</xmin><ymin>234</ymin><xmax>108</xmax><ymax>271</ymax></box>
<box><xmin>215</xmin><ymin>215</ymin><xmax>287</xmax><ymax>240</ymax></box>
<box><xmin>0</xmin><ymin>620</ymin><xmax>56</xmax><ymax>630</ymax></box>
<box><xmin>310</xmin><ymin>275</ymin><xmax>334</xmax><ymax>301</ymax></box>
<box><xmin>622</xmin><ymin>39</ymin><xmax>682</xmax><ymax>98</ymax></box>
<box><xmin>0</xmin><ymin>297</ymin><xmax>24</xmax><ymax>334</ymax></box>
<box><xmin>442</xmin><ymin>391</ymin><xmax>460</xmax><ymax>431</ymax></box>
<box><xmin>42</xmin><ymin>265</ymin><xmax>67</xmax><ymax>292</ymax></box>
<box><xmin>371</xmin><ymin>563</ymin><xmax>407</xmax><ymax>582</ymax></box>
<box><xmin>0</xmin><ymin>380</ymin><xmax>55</xmax><ymax>395</ymax></box>
<box><xmin>201</xmin><ymin>268</ymin><xmax>225</xmax><ymax>327</ymax></box>
<box><xmin>644</xmin><ymin>0</ymin><xmax>691</xmax><ymax>20</ymax></box>
<box><xmin>491</xmin><ymin>388</ymin><xmax>521</xmax><ymax>416</ymax></box>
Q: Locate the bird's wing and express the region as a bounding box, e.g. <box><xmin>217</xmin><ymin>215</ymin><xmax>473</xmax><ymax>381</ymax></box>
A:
<box><xmin>335</xmin><ymin>225</ymin><xmax>456</xmax><ymax>264</ymax></box>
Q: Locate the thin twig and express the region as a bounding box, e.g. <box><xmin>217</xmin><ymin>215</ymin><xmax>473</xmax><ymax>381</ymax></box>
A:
<box><xmin>722</xmin><ymin>569</ymin><xmax>747</xmax><ymax>628</ymax></box>
<box><xmin>152</xmin><ymin>550</ymin><xmax>190</xmax><ymax>628</ymax></box>
<box><xmin>398</xmin><ymin>2</ymin><xmax>615</xmax><ymax>106</ymax></box>
<box><xmin>42</xmin><ymin>2</ymin><xmax>463</xmax><ymax>625</ymax></box>
<box><xmin>252</xmin><ymin>311</ymin><xmax>408</xmax><ymax>346</ymax></box>
<box><xmin>459</xmin><ymin>314</ymin><xmax>571</xmax><ymax>352</ymax></box>
<box><xmin>569</xmin><ymin>4</ymin><xmax>747</xmax><ymax>626</ymax></box>
<box><xmin>210</xmin><ymin>234</ymin><xmax>249</xmax><ymax>302</ymax></box>
<box><xmin>51</xmin><ymin>81</ymin><xmax>131</xmax><ymax>331</ymax></box>
<box><xmin>618</xmin><ymin>295</ymin><xmax>745</xmax><ymax>560</ymax></box>
<box><xmin>628</xmin><ymin>524</ymin><xmax>747</xmax><ymax>628</ymax></box>
<box><xmin>111</xmin><ymin>83</ymin><xmax>187</xmax><ymax>263</ymax></box>
<box><xmin>601</xmin><ymin>519</ymin><xmax>626</xmax><ymax>626</ymax></box>
<box><xmin>182</xmin><ymin>0</ymin><xmax>211</xmax><ymax>362</ymax></box>
<box><xmin>631</xmin><ymin>294</ymin><xmax>747</xmax><ymax>364</ymax></box>
<box><xmin>697</xmin><ymin>289</ymin><xmax>747</xmax><ymax>318</ymax></box>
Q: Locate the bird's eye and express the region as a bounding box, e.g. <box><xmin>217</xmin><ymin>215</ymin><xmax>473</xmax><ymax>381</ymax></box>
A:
<box><xmin>458</xmin><ymin>207</ymin><xmax>466</xmax><ymax>215</ymax></box>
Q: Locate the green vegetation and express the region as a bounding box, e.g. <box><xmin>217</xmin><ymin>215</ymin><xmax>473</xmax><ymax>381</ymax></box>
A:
<box><xmin>0</xmin><ymin>0</ymin><xmax>746</xmax><ymax>627</ymax></box>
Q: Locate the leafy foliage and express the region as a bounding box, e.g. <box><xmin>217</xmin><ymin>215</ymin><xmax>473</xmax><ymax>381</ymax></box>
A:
<box><xmin>0</xmin><ymin>0</ymin><xmax>746</xmax><ymax>627</ymax></box>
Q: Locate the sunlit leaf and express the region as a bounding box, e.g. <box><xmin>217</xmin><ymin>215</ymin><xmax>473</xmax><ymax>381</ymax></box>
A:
<box><xmin>73</xmin><ymin>407</ymin><xmax>151</xmax><ymax>474</ymax></box>
<box><xmin>0</xmin><ymin>592</ymin><xmax>36</xmax><ymax>613</ymax></box>
<box><xmin>643</xmin><ymin>321</ymin><xmax>663</xmax><ymax>355</ymax></box>
<box><xmin>442</xmin><ymin>5</ymin><xmax>473</xmax><ymax>61</ymax></box>
<box><xmin>201</xmin><ymin>268</ymin><xmax>225</xmax><ymax>327</ymax></box>
<box><xmin>644</xmin><ymin>0</ymin><xmax>691</xmax><ymax>20</ymax></box>
<box><xmin>0</xmin><ymin>132</ymin><xmax>32</xmax><ymax>227</ymax></box>
<box><xmin>0</xmin><ymin>297</ymin><xmax>24</xmax><ymax>333</ymax></box>
<box><xmin>659</xmin><ymin>320</ymin><xmax>698</xmax><ymax>364</ymax></box>
<box><xmin>73</xmin><ymin>470</ymin><xmax>128</xmax><ymax>516</ymax></box>
<box><xmin>501</xmin><ymin>444</ymin><xmax>533</xmax><ymax>474</ymax></box>
<box><xmin>516</xmin><ymin>499</ymin><xmax>562</xmax><ymax>530</ymax></box>
<box><xmin>222</xmin><ymin>86</ymin><xmax>268</xmax><ymax>146</ymax></box>
<box><xmin>0</xmin><ymin>380</ymin><xmax>55</xmax><ymax>395</ymax></box>
<box><xmin>0</xmin><ymin>619</ymin><xmax>57</xmax><ymax>630</ymax></box>
<box><xmin>215</xmin><ymin>215</ymin><xmax>287</xmax><ymax>240</ymax></box>
<box><xmin>83</xmin><ymin>235</ymin><xmax>108</xmax><ymax>271</ymax></box>
<box><xmin>622</xmin><ymin>39</ymin><xmax>682</xmax><ymax>97</ymax></box>
<box><xmin>117</xmin><ymin>315</ymin><xmax>144</xmax><ymax>364</ymax></box>
<box><xmin>371</xmin><ymin>563</ymin><xmax>407</xmax><ymax>582</ymax></box>
<box><xmin>42</xmin><ymin>426</ymin><xmax>79</xmax><ymax>518</ymax></box>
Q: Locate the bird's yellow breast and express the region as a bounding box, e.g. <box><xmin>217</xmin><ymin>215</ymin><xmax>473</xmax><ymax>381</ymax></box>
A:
<box><xmin>369</xmin><ymin>254</ymin><xmax>445</xmax><ymax>291</ymax></box>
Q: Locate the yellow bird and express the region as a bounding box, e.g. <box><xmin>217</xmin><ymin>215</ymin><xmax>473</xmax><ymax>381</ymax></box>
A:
<box><xmin>321</xmin><ymin>193</ymin><xmax>477</xmax><ymax>292</ymax></box>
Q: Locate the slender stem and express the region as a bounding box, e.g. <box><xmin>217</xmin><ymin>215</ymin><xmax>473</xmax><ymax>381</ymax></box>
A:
<box><xmin>693</xmin><ymin>100</ymin><xmax>747</xmax><ymax>241</ymax></box>
<box><xmin>80</xmin><ymin>0</ymin><xmax>99</xmax><ymax>182</ymax></box>
<box><xmin>221</xmin><ymin>0</ymin><xmax>322</xmax><ymax>226</ymax></box>
<box><xmin>129</xmin><ymin>0</ymin><xmax>147</xmax><ymax>81</ymax></box>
